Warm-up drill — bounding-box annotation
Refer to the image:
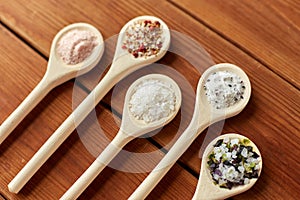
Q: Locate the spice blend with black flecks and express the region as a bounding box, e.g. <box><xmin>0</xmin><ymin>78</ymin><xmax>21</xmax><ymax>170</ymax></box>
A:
<box><xmin>204</xmin><ymin>71</ymin><xmax>246</xmax><ymax>109</ymax></box>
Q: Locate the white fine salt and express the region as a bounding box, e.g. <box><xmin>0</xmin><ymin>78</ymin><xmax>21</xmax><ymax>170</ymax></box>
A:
<box><xmin>129</xmin><ymin>79</ymin><xmax>176</xmax><ymax>123</ymax></box>
<box><xmin>57</xmin><ymin>29</ymin><xmax>98</xmax><ymax>65</ymax></box>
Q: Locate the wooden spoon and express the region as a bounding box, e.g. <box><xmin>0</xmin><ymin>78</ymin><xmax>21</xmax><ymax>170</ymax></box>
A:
<box><xmin>128</xmin><ymin>63</ymin><xmax>251</xmax><ymax>199</ymax></box>
<box><xmin>193</xmin><ymin>133</ymin><xmax>262</xmax><ymax>200</ymax></box>
<box><xmin>8</xmin><ymin>16</ymin><xmax>170</xmax><ymax>194</ymax></box>
<box><xmin>60</xmin><ymin>74</ymin><xmax>181</xmax><ymax>200</ymax></box>
<box><xmin>0</xmin><ymin>22</ymin><xmax>104</xmax><ymax>145</ymax></box>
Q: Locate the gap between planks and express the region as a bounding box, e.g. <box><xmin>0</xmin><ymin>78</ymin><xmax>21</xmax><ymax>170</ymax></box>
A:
<box><xmin>0</xmin><ymin>21</ymin><xmax>48</xmax><ymax>61</ymax></box>
<box><xmin>167</xmin><ymin>0</ymin><xmax>299</xmax><ymax>90</ymax></box>
<box><xmin>0</xmin><ymin>193</ymin><xmax>7</xmax><ymax>200</ymax></box>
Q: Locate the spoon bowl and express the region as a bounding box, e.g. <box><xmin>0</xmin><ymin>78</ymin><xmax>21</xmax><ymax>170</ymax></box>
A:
<box><xmin>48</xmin><ymin>23</ymin><xmax>104</xmax><ymax>83</ymax></box>
<box><xmin>60</xmin><ymin>74</ymin><xmax>181</xmax><ymax>200</ymax></box>
<box><xmin>128</xmin><ymin>63</ymin><xmax>251</xmax><ymax>199</ymax></box>
<box><xmin>0</xmin><ymin>22</ymin><xmax>104</xmax><ymax>145</ymax></box>
<box><xmin>197</xmin><ymin>63</ymin><xmax>251</xmax><ymax>121</ymax></box>
<box><xmin>193</xmin><ymin>133</ymin><xmax>262</xmax><ymax>200</ymax></box>
<box><xmin>111</xmin><ymin>15</ymin><xmax>170</xmax><ymax>76</ymax></box>
<box><xmin>8</xmin><ymin>16</ymin><xmax>171</xmax><ymax>194</ymax></box>
<box><xmin>123</xmin><ymin>74</ymin><xmax>181</xmax><ymax>136</ymax></box>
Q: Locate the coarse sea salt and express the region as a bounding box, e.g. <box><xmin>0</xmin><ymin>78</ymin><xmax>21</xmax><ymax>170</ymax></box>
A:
<box><xmin>129</xmin><ymin>79</ymin><xmax>176</xmax><ymax>123</ymax></box>
<box><xmin>204</xmin><ymin>71</ymin><xmax>245</xmax><ymax>109</ymax></box>
<box><xmin>57</xmin><ymin>29</ymin><xmax>98</xmax><ymax>65</ymax></box>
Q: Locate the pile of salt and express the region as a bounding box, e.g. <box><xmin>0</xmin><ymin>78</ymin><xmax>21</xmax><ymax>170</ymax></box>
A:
<box><xmin>204</xmin><ymin>71</ymin><xmax>246</xmax><ymax>109</ymax></box>
<box><xmin>57</xmin><ymin>29</ymin><xmax>98</xmax><ymax>65</ymax></box>
<box><xmin>129</xmin><ymin>79</ymin><xmax>176</xmax><ymax>123</ymax></box>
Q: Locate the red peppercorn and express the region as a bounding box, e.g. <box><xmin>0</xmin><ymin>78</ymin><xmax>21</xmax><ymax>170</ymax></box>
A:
<box><xmin>144</xmin><ymin>20</ymin><xmax>151</xmax><ymax>26</ymax></box>
<box><xmin>138</xmin><ymin>44</ymin><xmax>146</xmax><ymax>52</ymax></box>
<box><xmin>133</xmin><ymin>51</ymin><xmax>139</xmax><ymax>58</ymax></box>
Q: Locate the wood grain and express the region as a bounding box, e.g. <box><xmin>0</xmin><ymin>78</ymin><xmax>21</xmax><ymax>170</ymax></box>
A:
<box><xmin>0</xmin><ymin>0</ymin><xmax>299</xmax><ymax>199</ymax></box>
<box><xmin>170</xmin><ymin>0</ymin><xmax>300</xmax><ymax>88</ymax></box>
<box><xmin>0</xmin><ymin>24</ymin><xmax>197</xmax><ymax>199</ymax></box>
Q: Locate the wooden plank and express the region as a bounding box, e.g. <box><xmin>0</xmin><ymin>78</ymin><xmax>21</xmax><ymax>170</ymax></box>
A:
<box><xmin>1</xmin><ymin>0</ymin><xmax>300</xmax><ymax>199</ymax></box>
<box><xmin>0</xmin><ymin>25</ymin><xmax>197</xmax><ymax>199</ymax></box>
<box><xmin>170</xmin><ymin>0</ymin><xmax>300</xmax><ymax>88</ymax></box>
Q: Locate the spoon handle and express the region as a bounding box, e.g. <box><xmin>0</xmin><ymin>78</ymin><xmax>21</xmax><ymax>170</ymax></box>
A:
<box><xmin>8</xmin><ymin>71</ymin><xmax>119</xmax><ymax>193</ymax></box>
<box><xmin>128</xmin><ymin>117</ymin><xmax>209</xmax><ymax>200</ymax></box>
<box><xmin>60</xmin><ymin>132</ymin><xmax>131</xmax><ymax>200</ymax></box>
<box><xmin>192</xmin><ymin>167</ymin><xmax>213</xmax><ymax>200</ymax></box>
<box><xmin>0</xmin><ymin>75</ymin><xmax>53</xmax><ymax>145</ymax></box>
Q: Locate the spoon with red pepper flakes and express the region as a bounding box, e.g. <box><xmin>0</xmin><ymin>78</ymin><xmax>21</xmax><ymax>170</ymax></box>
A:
<box><xmin>8</xmin><ymin>16</ymin><xmax>170</xmax><ymax>194</ymax></box>
<box><xmin>122</xmin><ymin>19</ymin><xmax>163</xmax><ymax>58</ymax></box>
<box><xmin>193</xmin><ymin>133</ymin><xmax>262</xmax><ymax>200</ymax></box>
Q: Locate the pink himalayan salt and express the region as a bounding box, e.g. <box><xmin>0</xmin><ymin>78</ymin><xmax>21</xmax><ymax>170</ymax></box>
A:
<box><xmin>57</xmin><ymin>29</ymin><xmax>98</xmax><ymax>65</ymax></box>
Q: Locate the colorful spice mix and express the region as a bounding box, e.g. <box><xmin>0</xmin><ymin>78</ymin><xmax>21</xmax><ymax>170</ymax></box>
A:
<box><xmin>122</xmin><ymin>20</ymin><xmax>163</xmax><ymax>58</ymax></box>
<box><xmin>207</xmin><ymin>137</ymin><xmax>261</xmax><ymax>189</ymax></box>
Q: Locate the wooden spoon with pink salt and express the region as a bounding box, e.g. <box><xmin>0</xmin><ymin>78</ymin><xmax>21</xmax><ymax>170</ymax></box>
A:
<box><xmin>0</xmin><ymin>23</ymin><xmax>104</xmax><ymax>145</ymax></box>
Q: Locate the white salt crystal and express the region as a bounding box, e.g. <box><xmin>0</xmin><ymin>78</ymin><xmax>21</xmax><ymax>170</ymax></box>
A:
<box><xmin>238</xmin><ymin>166</ymin><xmax>245</xmax><ymax>173</ymax></box>
<box><xmin>230</xmin><ymin>138</ymin><xmax>239</xmax><ymax>146</ymax></box>
<box><xmin>241</xmin><ymin>148</ymin><xmax>248</xmax><ymax>158</ymax></box>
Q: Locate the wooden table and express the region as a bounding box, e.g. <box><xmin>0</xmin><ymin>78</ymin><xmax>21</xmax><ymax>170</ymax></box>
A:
<box><xmin>0</xmin><ymin>0</ymin><xmax>299</xmax><ymax>199</ymax></box>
